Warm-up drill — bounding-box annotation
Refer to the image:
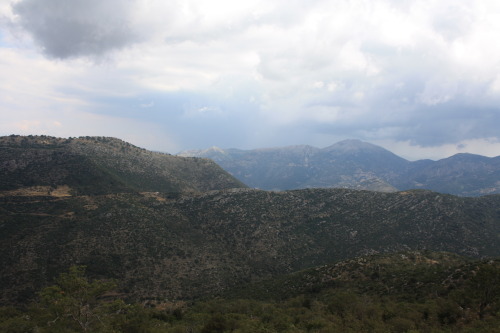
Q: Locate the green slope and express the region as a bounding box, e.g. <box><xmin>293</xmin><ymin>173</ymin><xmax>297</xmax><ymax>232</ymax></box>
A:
<box><xmin>0</xmin><ymin>135</ymin><xmax>246</xmax><ymax>194</ymax></box>
<box><xmin>1</xmin><ymin>188</ymin><xmax>499</xmax><ymax>305</ymax></box>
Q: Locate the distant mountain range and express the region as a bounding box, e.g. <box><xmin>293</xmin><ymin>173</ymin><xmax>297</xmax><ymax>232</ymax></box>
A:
<box><xmin>1</xmin><ymin>136</ymin><xmax>500</xmax><ymax>306</ymax></box>
<box><xmin>179</xmin><ymin>139</ymin><xmax>500</xmax><ymax>196</ymax></box>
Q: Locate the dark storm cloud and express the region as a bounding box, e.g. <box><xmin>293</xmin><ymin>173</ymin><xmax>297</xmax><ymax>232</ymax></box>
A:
<box><xmin>13</xmin><ymin>0</ymin><xmax>139</xmax><ymax>58</ymax></box>
<box><xmin>310</xmin><ymin>100</ymin><xmax>500</xmax><ymax>148</ymax></box>
<box><xmin>402</xmin><ymin>105</ymin><xmax>500</xmax><ymax>146</ymax></box>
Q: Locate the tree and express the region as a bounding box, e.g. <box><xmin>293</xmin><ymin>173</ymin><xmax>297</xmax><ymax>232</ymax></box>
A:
<box><xmin>453</xmin><ymin>262</ymin><xmax>500</xmax><ymax>321</ymax></box>
<box><xmin>466</xmin><ymin>263</ymin><xmax>500</xmax><ymax>320</ymax></box>
<box><xmin>36</xmin><ymin>266</ymin><xmax>125</xmax><ymax>332</ymax></box>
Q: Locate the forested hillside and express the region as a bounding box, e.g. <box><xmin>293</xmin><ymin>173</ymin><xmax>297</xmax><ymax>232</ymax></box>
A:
<box><xmin>2</xmin><ymin>252</ymin><xmax>499</xmax><ymax>332</ymax></box>
<box><xmin>2</xmin><ymin>187</ymin><xmax>499</xmax><ymax>305</ymax></box>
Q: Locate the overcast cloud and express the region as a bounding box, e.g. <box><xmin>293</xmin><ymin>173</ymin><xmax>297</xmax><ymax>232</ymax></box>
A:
<box><xmin>12</xmin><ymin>0</ymin><xmax>140</xmax><ymax>58</ymax></box>
<box><xmin>1</xmin><ymin>0</ymin><xmax>500</xmax><ymax>160</ymax></box>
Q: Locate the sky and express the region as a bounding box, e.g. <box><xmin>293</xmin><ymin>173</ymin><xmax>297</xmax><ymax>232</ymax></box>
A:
<box><xmin>1</xmin><ymin>0</ymin><xmax>500</xmax><ymax>160</ymax></box>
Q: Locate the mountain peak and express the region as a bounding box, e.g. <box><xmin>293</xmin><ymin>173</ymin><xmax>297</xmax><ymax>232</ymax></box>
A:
<box><xmin>206</xmin><ymin>146</ymin><xmax>226</xmax><ymax>154</ymax></box>
<box><xmin>178</xmin><ymin>146</ymin><xmax>228</xmax><ymax>157</ymax></box>
<box><xmin>322</xmin><ymin>139</ymin><xmax>390</xmax><ymax>154</ymax></box>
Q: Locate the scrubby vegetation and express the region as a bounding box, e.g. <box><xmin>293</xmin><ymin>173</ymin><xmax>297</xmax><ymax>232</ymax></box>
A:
<box><xmin>2</xmin><ymin>187</ymin><xmax>500</xmax><ymax>305</ymax></box>
<box><xmin>1</xmin><ymin>257</ymin><xmax>499</xmax><ymax>332</ymax></box>
<box><xmin>2</xmin><ymin>136</ymin><xmax>500</xmax><ymax>332</ymax></box>
<box><xmin>0</xmin><ymin>135</ymin><xmax>245</xmax><ymax>195</ymax></box>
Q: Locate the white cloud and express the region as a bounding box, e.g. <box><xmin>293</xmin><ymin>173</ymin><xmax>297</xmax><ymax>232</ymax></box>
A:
<box><xmin>140</xmin><ymin>101</ymin><xmax>154</xmax><ymax>108</ymax></box>
<box><xmin>2</xmin><ymin>0</ymin><xmax>500</xmax><ymax>158</ymax></box>
<box><xmin>0</xmin><ymin>45</ymin><xmax>177</xmax><ymax>151</ymax></box>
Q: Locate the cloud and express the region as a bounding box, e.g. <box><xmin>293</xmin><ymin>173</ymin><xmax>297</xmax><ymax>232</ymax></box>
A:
<box><xmin>12</xmin><ymin>0</ymin><xmax>140</xmax><ymax>58</ymax></box>
<box><xmin>140</xmin><ymin>101</ymin><xmax>154</xmax><ymax>108</ymax></box>
<box><xmin>2</xmin><ymin>0</ymin><xmax>500</xmax><ymax>159</ymax></box>
<box><xmin>250</xmin><ymin>0</ymin><xmax>500</xmax><ymax>148</ymax></box>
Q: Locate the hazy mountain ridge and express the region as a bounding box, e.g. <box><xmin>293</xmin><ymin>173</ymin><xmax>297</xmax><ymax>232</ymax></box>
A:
<box><xmin>179</xmin><ymin>139</ymin><xmax>500</xmax><ymax>196</ymax></box>
<box><xmin>397</xmin><ymin>153</ymin><xmax>500</xmax><ymax>195</ymax></box>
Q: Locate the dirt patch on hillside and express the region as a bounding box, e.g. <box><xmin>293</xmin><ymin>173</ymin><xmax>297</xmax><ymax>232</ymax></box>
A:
<box><xmin>0</xmin><ymin>185</ymin><xmax>72</xmax><ymax>197</ymax></box>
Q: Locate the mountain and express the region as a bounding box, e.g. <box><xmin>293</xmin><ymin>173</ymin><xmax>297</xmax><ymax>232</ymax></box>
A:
<box><xmin>2</xmin><ymin>186</ymin><xmax>500</xmax><ymax>305</ymax></box>
<box><xmin>2</xmin><ymin>135</ymin><xmax>500</xmax><ymax>307</ymax></box>
<box><xmin>396</xmin><ymin>153</ymin><xmax>500</xmax><ymax>196</ymax></box>
<box><xmin>179</xmin><ymin>140</ymin><xmax>500</xmax><ymax>196</ymax></box>
<box><xmin>0</xmin><ymin>135</ymin><xmax>246</xmax><ymax>195</ymax></box>
<box><xmin>179</xmin><ymin>140</ymin><xmax>402</xmax><ymax>192</ymax></box>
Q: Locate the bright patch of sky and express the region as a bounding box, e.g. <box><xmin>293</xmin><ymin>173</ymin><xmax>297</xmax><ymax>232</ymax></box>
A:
<box><xmin>1</xmin><ymin>0</ymin><xmax>500</xmax><ymax>160</ymax></box>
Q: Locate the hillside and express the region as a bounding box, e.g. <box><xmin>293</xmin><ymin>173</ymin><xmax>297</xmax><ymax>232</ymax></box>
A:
<box><xmin>0</xmin><ymin>135</ymin><xmax>246</xmax><ymax>195</ymax></box>
<box><xmin>224</xmin><ymin>250</ymin><xmax>477</xmax><ymax>301</ymax></box>
<box><xmin>3</xmin><ymin>252</ymin><xmax>499</xmax><ymax>332</ymax></box>
<box><xmin>179</xmin><ymin>139</ymin><xmax>500</xmax><ymax>196</ymax></box>
<box><xmin>2</xmin><ymin>187</ymin><xmax>499</xmax><ymax>305</ymax></box>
